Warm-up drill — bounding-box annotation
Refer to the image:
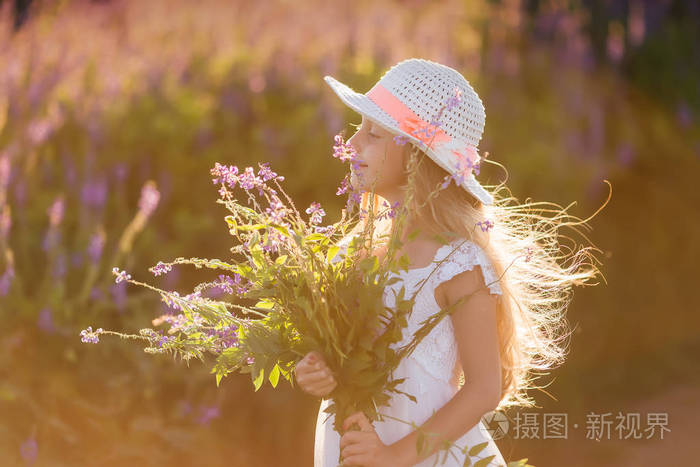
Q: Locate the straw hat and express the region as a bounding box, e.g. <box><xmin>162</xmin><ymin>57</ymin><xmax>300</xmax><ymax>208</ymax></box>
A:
<box><xmin>324</xmin><ymin>58</ymin><xmax>493</xmax><ymax>205</ymax></box>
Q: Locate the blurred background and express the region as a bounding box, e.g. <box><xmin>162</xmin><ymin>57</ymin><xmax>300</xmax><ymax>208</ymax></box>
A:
<box><xmin>0</xmin><ymin>0</ymin><xmax>698</xmax><ymax>465</ymax></box>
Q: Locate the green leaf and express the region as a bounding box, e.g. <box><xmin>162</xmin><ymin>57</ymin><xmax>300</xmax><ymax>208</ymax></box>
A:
<box><xmin>407</xmin><ymin>229</ymin><xmax>421</xmax><ymax>241</ymax></box>
<box><xmin>506</xmin><ymin>459</ymin><xmax>531</xmax><ymax>467</ymax></box>
<box><xmin>236</xmin><ymin>223</ymin><xmax>266</xmax><ymax>232</ymax></box>
<box><xmin>305</xmin><ymin>232</ymin><xmax>327</xmax><ymax>242</ymax></box>
<box><xmin>358</xmin><ymin>256</ymin><xmax>379</xmax><ymax>274</ymax></box>
<box><xmin>326</xmin><ymin>245</ymin><xmax>341</xmax><ymax>263</ymax></box>
<box><xmin>268</xmin><ymin>363</ymin><xmax>280</xmax><ymax>388</ymax></box>
<box><xmin>225</xmin><ymin>215</ymin><xmax>237</xmax><ymax>234</ymax></box>
<box><xmin>269</xmin><ymin>223</ymin><xmax>290</xmax><ymax>237</ymax></box>
<box><xmin>473</xmin><ymin>455</ymin><xmax>496</xmax><ymax>467</ymax></box>
<box><xmin>216</xmin><ymin>371</ymin><xmax>223</xmax><ymax>387</ymax></box>
<box><xmin>252</xmin><ymin>366</ymin><xmax>265</xmax><ymax>391</ymax></box>
<box><xmin>416</xmin><ymin>431</ymin><xmax>427</xmax><ymax>456</ymax></box>
<box><xmin>254</xmin><ymin>299</ymin><xmax>276</xmax><ymax>310</ymax></box>
<box><xmin>468</xmin><ymin>442</ymin><xmax>488</xmax><ymax>456</ymax></box>
<box><xmin>275</xmin><ymin>254</ymin><xmax>288</xmax><ymax>265</ymax></box>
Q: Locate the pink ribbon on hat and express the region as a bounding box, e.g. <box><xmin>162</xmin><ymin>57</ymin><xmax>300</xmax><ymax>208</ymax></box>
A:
<box><xmin>366</xmin><ymin>83</ymin><xmax>479</xmax><ymax>172</ymax></box>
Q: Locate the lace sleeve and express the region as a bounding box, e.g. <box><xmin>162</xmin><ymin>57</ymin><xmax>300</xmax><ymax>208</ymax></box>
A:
<box><xmin>432</xmin><ymin>240</ymin><xmax>503</xmax><ymax>296</ymax></box>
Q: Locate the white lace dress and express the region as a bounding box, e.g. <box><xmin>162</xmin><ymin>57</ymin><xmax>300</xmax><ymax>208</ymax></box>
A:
<box><xmin>314</xmin><ymin>238</ymin><xmax>507</xmax><ymax>467</ymax></box>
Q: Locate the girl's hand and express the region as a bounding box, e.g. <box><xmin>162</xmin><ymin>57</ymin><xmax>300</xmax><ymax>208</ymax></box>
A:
<box><xmin>293</xmin><ymin>351</ymin><xmax>338</xmax><ymax>398</ymax></box>
<box><xmin>339</xmin><ymin>411</ymin><xmax>402</xmax><ymax>467</ymax></box>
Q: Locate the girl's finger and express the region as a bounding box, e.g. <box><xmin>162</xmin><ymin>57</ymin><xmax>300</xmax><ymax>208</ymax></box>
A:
<box><xmin>300</xmin><ymin>360</ymin><xmax>327</xmax><ymax>374</ymax></box>
<box><xmin>341</xmin><ymin>441</ymin><xmax>366</xmax><ymax>459</ymax></box>
<box><xmin>341</xmin><ymin>454</ymin><xmax>369</xmax><ymax>467</ymax></box>
<box><xmin>356</xmin><ymin>414</ymin><xmax>373</xmax><ymax>432</ymax></box>
<box><xmin>302</xmin><ymin>373</ymin><xmax>335</xmax><ymax>391</ymax></box>
<box><xmin>339</xmin><ymin>430</ymin><xmax>365</xmax><ymax>449</ymax></box>
<box><xmin>342</xmin><ymin>411</ymin><xmax>365</xmax><ymax>431</ymax></box>
<box><xmin>301</xmin><ymin>369</ymin><xmax>333</xmax><ymax>384</ymax></box>
<box><xmin>313</xmin><ymin>379</ymin><xmax>337</xmax><ymax>395</ymax></box>
<box><xmin>296</xmin><ymin>361</ymin><xmax>324</xmax><ymax>378</ymax></box>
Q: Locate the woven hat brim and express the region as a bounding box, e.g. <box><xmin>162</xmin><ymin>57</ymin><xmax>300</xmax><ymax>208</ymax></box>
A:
<box><xmin>323</xmin><ymin>75</ymin><xmax>494</xmax><ymax>205</ymax></box>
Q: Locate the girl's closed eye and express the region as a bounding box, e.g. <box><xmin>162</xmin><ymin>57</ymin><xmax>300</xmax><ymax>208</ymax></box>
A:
<box><xmin>367</xmin><ymin>125</ymin><xmax>381</xmax><ymax>138</ymax></box>
<box><xmin>359</xmin><ymin>121</ymin><xmax>380</xmax><ymax>138</ymax></box>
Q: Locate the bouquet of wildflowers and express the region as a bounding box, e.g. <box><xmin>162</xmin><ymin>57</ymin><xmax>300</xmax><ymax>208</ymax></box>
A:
<box><xmin>81</xmin><ymin>88</ymin><xmax>534</xmax><ymax>467</ymax></box>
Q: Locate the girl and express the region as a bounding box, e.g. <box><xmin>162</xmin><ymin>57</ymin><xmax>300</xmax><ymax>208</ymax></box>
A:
<box><xmin>295</xmin><ymin>58</ymin><xmax>602</xmax><ymax>467</ymax></box>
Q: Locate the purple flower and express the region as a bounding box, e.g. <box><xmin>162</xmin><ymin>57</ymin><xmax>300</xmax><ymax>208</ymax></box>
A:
<box><xmin>87</xmin><ymin>228</ymin><xmax>106</xmax><ymax>264</ymax></box>
<box><xmin>14</xmin><ymin>180</ymin><xmax>27</xmax><ymax>208</ymax></box>
<box><xmin>616</xmin><ymin>142</ymin><xmax>636</xmax><ymax>168</ymax></box>
<box><xmin>47</xmin><ymin>196</ymin><xmax>65</xmax><ymax>227</ymax></box>
<box><xmin>457</xmin><ymin>155</ymin><xmax>480</xmax><ymax>177</ymax></box>
<box><xmin>393</xmin><ymin>135</ymin><xmax>410</xmax><ymax>146</ymax></box>
<box><xmin>178</xmin><ymin>399</ymin><xmax>193</xmax><ymax>417</ymax></box>
<box><xmin>378</xmin><ymin>200</ymin><xmax>400</xmax><ymax>220</ymax></box>
<box><xmin>184</xmin><ymin>290</ymin><xmax>202</xmax><ymax>301</ymax></box>
<box><xmin>0</xmin><ymin>154</ymin><xmax>10</xmax><ymax>192</ymax></box>
<box><xmin>0</xmin><ymin>266</ymin><xmax>15</xmax><ymax>296</ymax></box>
<box><xmin>26</xmin><ymin>118</ymin><xmax>55</xmax><ymax>145</ymax></box>
<box><xmin>257</xmin><ymin>162</ymin><xmax>284</xmax><ymax>182</ymax></box>
<box><xmin>113</xmin><ymin>163</ymin><xmax>129</xmax><ymax>183</ymax></box>
<box><xmin>238</xmin><ymin>167</ymin><xmax>262</xmax><ymax>191</ymax></box>
<box><xmin>332</xmin><ymin>133</ymin><xmax>358</xmax><ymax>163</ymax></box>
<box><xmin>71</xmin><ymin>251</ymin><xmax>84</xmax><ymax>268</ymax></box>
<box><xmin>214</xmin><ymin>274</ymin><xmax>235</xmax><ymax>295</ymax></box>
<box><xmin>217</xmin><ymin>272</ymin><xmax>252</xmax><ymax>295</ymax></box>
<box><xmin>52</xmin><ymin>253</ymin><xmax>67</xmax><ymax>278</ymax></box>
<box><xmin>90</xmin><ymin>287</ymin><xmax>103</xmax><ymax>301</ymax></box>
<box><xmin>156</xmin><ymin>313</ymin><xmax>188</xmax><ymax>333</ymax></box>
<box><xmin>138</xmin><ymin>181</ymin><xmax>160</xmax><ymax>217</ymax></box>
<box><xmin>440</xmin><ymin>174</ymin><xmax>452</xmax><ymax>190</ymax></box>
<box><xmin>442</xmin><ymin>155</ymin><xmax>481</xmax><ymax>191</ymax></box>
<box><xmin>80</xmin><ymin>326</ymin><xmax>103</xmax><ymax>344</ymax></box>
<box><xmin>206</xmin><ymin>323</ymin><xmax>240</xmax><ymax>353</ymax></box>
<box><xmin>150</xmin><ymin>261</ymin><xmax>172</xmax><ymax>276</ymax></box>
<box><xmin>81</xmin><ymin>178</ymin><xmax>108</xmax><ymax>210</ymax></box>
<box><xmin>450</xmin><ymin>165</ymin><xmax>470</xmax><ymax>187</ymax></box>
<box><xmin>112</xmin><ymin>267</ymin><xmax>131</xmax><ymax>283</ymax></box>
<box><xmin>38</xmin><ymin>307</ymin><xmax>55</xmax><ymax>334</ymax></box>
<box><xmin>210</xmin><ymin>163</ymin><xmax>239</xmax><ymax>188</ymax></box>
<box><xmin>336</xmin><ymin>176</ymin><xmax>352</xmax><ymax>196</ymax></box>
<box><xmin>313</xmin><ymin>225</ymin><xmax>336</xmax><ymax>236</ymax></box>
<box><xmin>305</xmin><ymin>201</ymin><xmax>326</xmax><ymax>225</ymax></box>
<box><xmin>41</xmin><ymin>229</ymin><xmax>61</xmax><ymax>252</ymax></box>
<box><xmin>112</xmin><ymin>281</ymin><xmax>128</xmax><ymax>313</ymax></box>
<box><xmin>196</xmin><ymin>405</ymin><xmax>221</xmax><ymax>426</ymax></box>
<box><xmin>156</xmin><ymin>333</ymin><xmax>176</xmax><ymax>348</ymax></box>
<box><xmin>20</xmin><ymin>436</ymin><xmax>38</xmax><ymax>465</ymax></box>
<box><xmin>345</xmin><ymin>191</ymin><xmax>362</xmax><ymax>212</ymax></box>
<box><xmin>476</xmin><ymin>219</ymin><xmax>494</xmax><ymax>232</ymax></box>
<box><xmin>161</xmin><ymin>291</ymin><xmax>182</xmax><ymax>311</ymax></box>
<box><xmin>445</xmin><ymin>87</ymin><xmax>463</xmax><ymax>111</ymax></box>
<box><xmin>265</xmin><ymin>197</ymin><xmax>288</xmax><ymax>224</ymax></box>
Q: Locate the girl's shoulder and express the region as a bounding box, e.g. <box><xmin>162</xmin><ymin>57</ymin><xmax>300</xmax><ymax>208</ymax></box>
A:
<box><xmin>431</xmin><ymin>238</ymin><xmax>503</xmax><ymax>296</ymax></box>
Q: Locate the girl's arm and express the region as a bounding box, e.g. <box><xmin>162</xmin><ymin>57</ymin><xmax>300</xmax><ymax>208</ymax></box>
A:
<box><xmin>389</xmin><ymin>266</ymin><xmax>503</xmax><ymax>466</ymax></box>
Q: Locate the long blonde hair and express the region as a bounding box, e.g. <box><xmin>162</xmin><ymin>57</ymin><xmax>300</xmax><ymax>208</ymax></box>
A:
<box><xmin>344</xmin><ymin>144</ymin><xmax>607</xmax><ymax>411</ymax></box>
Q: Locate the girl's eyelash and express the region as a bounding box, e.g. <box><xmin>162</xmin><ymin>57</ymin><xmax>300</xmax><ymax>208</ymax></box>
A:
<box><xmin>359</xmin><ymin>124</ymin><xmax>379</xmax><ymax>138</ymax></box>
